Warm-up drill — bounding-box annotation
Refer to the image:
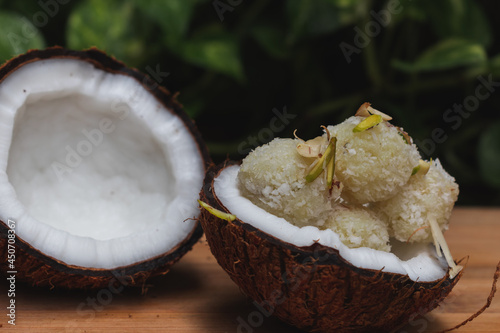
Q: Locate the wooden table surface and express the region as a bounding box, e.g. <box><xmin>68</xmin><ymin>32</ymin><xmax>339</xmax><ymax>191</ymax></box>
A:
<box><xmin>1</xmin><ymin>207</ymin><xmax>499</xmax><ymax>333</ymax></box>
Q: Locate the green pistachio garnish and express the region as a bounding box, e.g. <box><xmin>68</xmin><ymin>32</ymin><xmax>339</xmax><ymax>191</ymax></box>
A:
<box><xmin>353</xmin><ymin>114</ymin><xmax>383</xmax><ymax>133</ymax></box>
<box><xmin>198</xmin><ymin>200</ymin><xmax>236</xmax><ymax>222</ymax></box>
<box><xmin>305</xmin><ymin>137</ymin><xmax>337</xmax><ymax>183</ymax></box>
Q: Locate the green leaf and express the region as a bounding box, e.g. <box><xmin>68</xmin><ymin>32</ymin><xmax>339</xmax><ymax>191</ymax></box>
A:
<box><xmin>327</xmin><ymin>0</ymin><xmax>363</xmax><ymax>8</ymax></box>
<box><xmin>417</xmin><ymin>0</ymin><xmax>492</xmax><ymax>47</ymax></box>
<box><xmin>66</xmin><ymin>0</ymin><xmax>151</xmax><ymax>67</ymax></box>
<box><xmin>0</xmin><ymin>2</ymin><xmax>46</xmax><ymax>20</ymax></box>
<box><xmin>251</xmin><ymin>25</ymin><xmax>288</xmax><ymax>59</ymax></box>
<box><xmin>478</xmin><ymin>121</ymin><xmax>500</xmax><ymax>188</ymax></box>
<box><xmin>286</xmin><ymin>0</ymin><xmax>365</xmax><ymax>42</ymax></box>
<box><xmin>177</xmin><ymin>33</ymin><xmax>244</xmax><ymax>82</ymax></box>
<box><xmin>393</xmin><ymin>39</ymin><xmax>486</xmax><ymax>73</ymax></box>
<box><xmin>0</xmin><ymin>12</ymin><xmax>45</xmax><ymax>64</ymax></box>
<box><xmin>130</xmin><ymin>0</ymin><xmax>205</xmax><ymax>47</ymax></box>
<box><xmin>397</xmin><ymin>1</ymin><xmax>427</xmax><ymax>22</ymax></box>
<box><xmin>488</xmin><ymin>53</ymin><xmax>500</xmax><ymax>78</ymax></box>
<box><xmin>181</xmin><ymin>99</ymin><xmax>204</xmax><ymax>119</ymax></box>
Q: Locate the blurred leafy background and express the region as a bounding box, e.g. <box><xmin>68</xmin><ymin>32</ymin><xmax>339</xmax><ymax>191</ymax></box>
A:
<box><xmin>1</xmin><ymin>0</ymin><xmax>500</xmax><ymax>205</ymax></box>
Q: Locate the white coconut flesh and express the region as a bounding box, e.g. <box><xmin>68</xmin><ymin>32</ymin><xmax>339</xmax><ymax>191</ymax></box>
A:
<box><xmin>0</xmin><ymin>59</ymin><xmax>205</xmax><ymax>269</ymax></box>
<box><xmin>215</xmin><ymin>165</ymin><xmax>449</xmax><ymax>282</ymax></box>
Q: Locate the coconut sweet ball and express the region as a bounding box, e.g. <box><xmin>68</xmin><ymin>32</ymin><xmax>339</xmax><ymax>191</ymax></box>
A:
<box><xmin>328</xmin><ymin>116</ymin><xmax>421</xmax><ymax>204</ymax></box>
<box><xmin>323</xmin><ymin>204</ymin><xmax>390</xmax><ymax>251</ymax></box>
<box><xmin>374</xmin><ymin>159</ymin><xmax>459</xmax><ymax>243</ymax></box>
<box><xmin>238</xmin><ymin>138</ymin><xmax>342</xmax><ymax>228</ymax></box>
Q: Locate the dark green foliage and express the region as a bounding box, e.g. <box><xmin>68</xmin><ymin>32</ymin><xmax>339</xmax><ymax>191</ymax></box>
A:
<box><xmin>1</xmin><ymin>0</ymin><xmax>499</xmax><ymax>205</ymax></box>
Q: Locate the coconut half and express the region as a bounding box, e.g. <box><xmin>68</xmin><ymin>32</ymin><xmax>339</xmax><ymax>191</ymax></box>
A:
<box><xmin>0</xmin><ymin>48</ymin><xmax>210</xmax><ymax>289</ymax></box>
<box><xmin>200</xmin><ymin>163</ymin><xmax>463</xmax><ymax>333</ymax></box>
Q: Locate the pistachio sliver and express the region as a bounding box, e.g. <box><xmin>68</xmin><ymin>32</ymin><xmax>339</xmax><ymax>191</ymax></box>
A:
<box><xmin>418</xmin><ymin>159</ymin><xmax>431</xmax><ymax>175</ymax></box>
<box><xmin>353</xmin><ymin>114</ymin><xmax>383</xmax><ymax>133</ymax></box>
<box><xmin>198</xmin><ymin>200</ymin><xmax>236</xmax><ymax>222</ymax></box>
<box><xmin>305</xmin><ymin>137</ymin><xmax>336</xmax><ymax>183</ymax></box>
<box><xmin>411</xmin><ymin>165</ymin><xmax>421</xmax><ymax>176</ymax></box>
<box><xmin>326</xmin><ymin>140</ymin><xmax>337</xmax><ymax>189</ymax></box>
<box><xmin>326</xmin><ymin>154</ymin><xmax>335</xmax><ymax>189</ymax></box>
<box><xmin>412</xmin><ymin>159</ymin><xmax>431</xmax><ymax>176</ymax></box>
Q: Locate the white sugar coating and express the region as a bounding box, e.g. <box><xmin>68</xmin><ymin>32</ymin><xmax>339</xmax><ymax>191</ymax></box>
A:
<box><xmin>237</xmin><ymin>138</ymin><xmax>342</xmax><ymax>227</ymax></box>
<box><xmin>327</xmin><ymin>116</ymin><xmax>421</xmax><ymax>204</ymax></box>
<box><xmin>373</xmin><ymin>159</ymin><xmax>459</xmax><ymax>243</ymax></box>
<box><xmin>323</xmin><ymin>205</ymin><xmax>390</xmax><ymax>251</ymax></box>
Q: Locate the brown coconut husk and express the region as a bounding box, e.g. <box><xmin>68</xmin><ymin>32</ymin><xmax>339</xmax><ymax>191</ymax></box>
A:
<box><xmin>199</xmin><ymin>162</ymin><xmax>464</xmax><ymax>333</ymax></box>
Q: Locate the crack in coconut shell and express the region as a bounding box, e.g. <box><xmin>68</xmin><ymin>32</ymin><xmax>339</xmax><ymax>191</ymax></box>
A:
<box><xmin>199</xmin><ymin>162</ymin><xmax>463</xmax><ymax>333</ymax></box>
<box><xmin>0</xmin><ymin>47</ymin><xmax>211</xmax><ymax>289</ymax></box>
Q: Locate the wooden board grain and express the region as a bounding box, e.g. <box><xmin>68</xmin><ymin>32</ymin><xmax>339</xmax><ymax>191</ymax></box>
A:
<box><xmin>1</xmin><ymin>207</ymin><xmax>499</xmax><ymax>333</ymax></box>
